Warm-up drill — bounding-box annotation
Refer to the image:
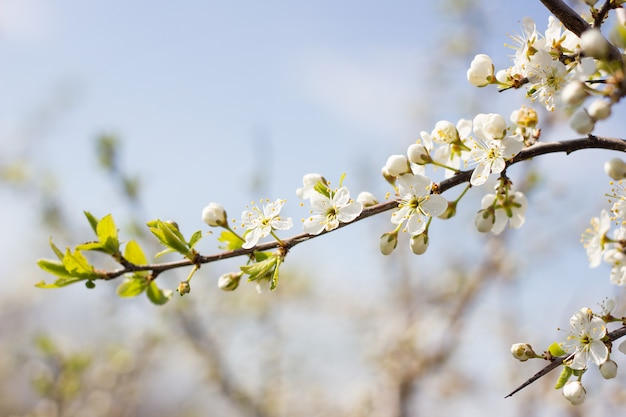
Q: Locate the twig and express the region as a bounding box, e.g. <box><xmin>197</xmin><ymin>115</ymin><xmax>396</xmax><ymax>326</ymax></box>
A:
<box><xmin>505</xmin><ymin>324</ymin><xmax>626</xmax><ymax>398</ymax></box>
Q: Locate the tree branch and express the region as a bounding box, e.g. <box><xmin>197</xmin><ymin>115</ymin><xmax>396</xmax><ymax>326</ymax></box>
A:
<box><xmin>539</xmin><ymin>0</ymin><xmax>622</xmax><ymax>61</ymax></box>
<box><xmin>505</xmin><ymin>324</ymin><xmax>626</xmax><ymax>398</ymax></box>
<box><xmin>98</xmin><ymin>135</ymin><xmax>626</xmax><ymax>281</ymax></box>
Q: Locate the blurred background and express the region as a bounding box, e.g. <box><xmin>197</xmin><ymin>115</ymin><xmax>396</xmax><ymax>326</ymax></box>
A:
<box><xmin>2</xmin><ymin>0</ymin><xmax>626</xmax><ymax>415</ymax></box>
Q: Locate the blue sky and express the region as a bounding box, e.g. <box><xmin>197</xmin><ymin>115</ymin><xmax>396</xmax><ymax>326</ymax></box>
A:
<box><xmin>3</xmin><ymin>1</ymin><xmax>626</xmax><ymax>412</ymax></box>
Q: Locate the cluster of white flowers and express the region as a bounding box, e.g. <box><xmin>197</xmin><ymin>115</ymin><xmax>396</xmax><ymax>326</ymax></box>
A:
<box><xmin>380</xmin><ymin>109</ymin><xmax>531</xmax><ymax>255</ymax></box>
<box><xmin>580</xmin><ymin>160</ymin><xmax>626</xmax><ymax>286</ymax></box>
<box><xmin>468</xmin><ymin>16</ymin><xmax>619</xmax><ymax>134</ymax></box>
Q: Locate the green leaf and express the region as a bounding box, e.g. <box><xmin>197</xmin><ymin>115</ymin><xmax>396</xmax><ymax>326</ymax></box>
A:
<box><xmin>96</xmin><ymin>214</ymin><xmax>120</xmax><ymax>254</ymax></box>
<box><xmin>188</xmin><ymin>230</ymin><xmax>203</xmax><ymax>249</ymax></box>
<box><xmin>75</xmin><ymin>241</ymin><xmax>105</xmax><ymax>251</ymax></box>
<box><xmin>37</xmin><ymin>259</ymin><xmax>73</xmax><ymax>279</ymax></box>
<box><xmin>269</xmin><ymin>260</ymin><xmax>281</xmax><ymax>290</ymax></box>
<box><xmin>63</xmin><ymin>249</ymin><xmax>100</xmax><ymax>279</ymax></box>
<box><xmin>554</xmin><ymin>366</ymin><xmax>572</xmax><ymax>390</ymax></box>
<box><xmin>148</xmin><ymin>220</ymin><xmax>190</xmax><ymax>256</ymax></box>
<box><xmin>147</xmin><ymin>281</ymin><xmax>172</xmax><ymax>305</ymax></box>
<box><xmin>116</xmin><ymin>275</ymin><xmax>149</xmax><ymax>298</ymax></box>
<box><xmin>548</xmin><ymin>342</ymin><xmax>567</xmax><ymax>357</ymax></box>
<box><xmin>35</xmin><ymin>276</ymin><xmax>86</xmax><ymax>288</ymax></box>
<box><xmin>124</xmin><ymin>240</ymin><xmax>148</xmax><ymax>265</ymax></box>
<box><xmin>217</xmin><ymin>230</ymin><xmax>243</xmax><ymax>251</ymax></box>
<box><xmin>84</xmin><ymin>211</ymin><xmax>99</xmax><ymax>234</ymax></box>
<box><xmin>48</xmin><ymin>238</ymin><xmax>65</xmax><ymax>261</ymax></box>
<box><xmin>241</xmin><ymin>255</ymin><xmax>278</xmax><ymax>282</ymax></box>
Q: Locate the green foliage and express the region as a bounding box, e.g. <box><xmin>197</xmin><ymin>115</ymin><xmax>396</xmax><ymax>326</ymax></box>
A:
<box><xmin>217</xmin><ymin>229</ymin><xmax>244</xmax><ymax>251</ymax></box>
<box><xmin>240</xmin><ymin>251</ymin><xmax>283</xmax><ymax>290</ymax></box>
<box><xmin>554</xmin><ymin>366</ymin><xmax>573</xmax><ymax>390</ymax></box>
<box><xmin>548</xmin><ymin>342</ymin><xmax>567</xmax><ymax>357</ymax></box>
<box><xmin>147</xmin><ymin>219</ymin><xmax>202</xmax><ymax>259</ymax></box>
<box><xmin>116</xmin><ymin>276</ymin><xmax>150</xmax><ymax>298</ymax></box>
<box><xmin>147</xmin><ymin>281</ymin><xmax>173</xmax><ymax>305</ymax></box>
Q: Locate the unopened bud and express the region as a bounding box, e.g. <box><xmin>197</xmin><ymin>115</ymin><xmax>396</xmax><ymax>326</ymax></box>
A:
<box><xmin>379</xmin><ymin>231</ymin><xmax>398</xmax><ymax>255</ymax></box>
<box><xmin>467</xmin><ymin>54</ymin><xmax>494</xmax><ymax>87</ymax></box>
<box><xmin>510</xmin><ymin>343</ymin><xmax>536</xmax><ymax>362</ymax></box>
<box><xmin>218</xmin><ymin>272</ymin><xmax>243</xmax><ymax>291</ymax></box>
<box><xmin>177</xmin><ymin>281</ymin><xmax>191</xmax><ymax>295</ymax></box>
<box><xmin>600</xmin><ymin>359</ymin><xmax>618</xmax><ymax>379</ymax></box>
<box><xmin>581</xmin><ymin>28</ymin><xmax>610</xmax><ymax>59</ymax></box>
<box><xmin>356</xmin><ymin>191</ymin><xmax>378</xmax><ymax>207</ymax></box>
<box><xmin>474</xmin><ymin>208</ymin><xmax>495</xmax><ymax>233</ymax></box>
<box><xmin>561</xmin><ymin>81</ymin><xmax>588</xmax><ymax>107</ymax></box>
<box><xmin>409</xmin><ymin>232</ymin><xmax>429</xmax><ymax>255</ymax></box>
<box><xmin>384</xmin><ymin>155</ymin><xmax>411</xmax><ymax>177</ymax></box>
<box><xmin>407</xmin><ymin>143</ymin><xmax>432</xmax><ymax>165</ymax></box>
<box><xmin>202</xmin><ymin>202</ymin><xmax>228</xmax><ymax>227</ymax></box>
<box><xmin>588</xmin><ymin>99</ymin><xmax>611</xmax><ymax>120</ymax></box>
<box><xmin>562</xmin><ymin>380</ymin><xmax>586</xmax><ymax>405</ymax></box>
<box><xmin>569</xmin><ymin>109</ymin><xmax>595</xmax><ymax>134</ymax></box>
<box><xmin>438</xmin><ymin>201</ymin><xmax>457</xmax><ymax>219</ymax></box>
<box><xmin>604</xmin><ymin>158</ymin><xmax>626</xmax><ymax>180</ymax></box>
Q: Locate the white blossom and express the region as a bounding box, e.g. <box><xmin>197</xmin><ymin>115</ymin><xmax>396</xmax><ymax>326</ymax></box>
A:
<box><xmin>560</xmin><ymin>307</ymin><xmax>608</xmax><ymax>370</ymax></box>
<box><xmin>391</xmin><ymin>174</ymin><xmax>447</xmax><ymax>236</ymax></box>
<box><xmin>303</xmin><ymin>187</ymin><xmax>362</xmax><ymax>235</ymax></box>
<box><xmin>241</xmin><ymin>199</ymin><xmax>293</xmax><ymax>249</ymax></box>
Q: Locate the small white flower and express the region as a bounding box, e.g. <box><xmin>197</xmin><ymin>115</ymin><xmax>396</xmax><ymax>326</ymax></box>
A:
<box><xmin>581</xmin><ymin>210</ymin><xmax>611</xmax><ymax>268</ymax></box>
<box><xmin>468</xmin><ymin>121</ymin><xmax>524</xmax><ymax>187</ymax></box>
<box><xmin>303</xmin><ymin>187</ymin><xmax>362</xmax><ymax>235</ymax></box>
<box><xmin>560</xmin><ymin>307</ymin><xmax>608</xmax><ymax>370</ymax></box>
<box><xmin>391</xmin><ymin>174</ymin><xmax>447</xmax><ymax>236</ymax></box>
<box><xmin>384</xmin><ymin>154</ymin><xmax>411</xmax><ymax>177</ymax></box>
<box><xmin>603</xmin><ymin>248</ymin><xmax>626</xmax><ymax>286</ymax></box>
<box><xmin>241</xmin><ymin>199</ymin><xmax>293</xmax><ymax>249</ymax></box>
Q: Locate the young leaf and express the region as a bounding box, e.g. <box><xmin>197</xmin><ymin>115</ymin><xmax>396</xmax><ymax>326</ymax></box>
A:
<box><xmin>48</xmin><ymin>238</ymin><xmax>65</xmax><ymax>261</ymax></box>
<box><xmin>62</xmin><ymin>249</ymin><xmax>100</xmax><ymax>279</ymax></box>
<box><xmin>148</xmin><ymin>220</ymin><xmax>189</xmax><ymax>256</ymax></box>
<box><xmin>147</xmin><ymin>281</ymin><xmax>172</xmax><ymax>305</ymax></box>
<box><xmin>37</xmin><ymin>259</ymin><xmax>73</xmax><ymax>279</ymax></box>
<box><xmin>554</xmin><ymin>366</ymin><xmax>573</xmax><ymax>390</ymax></box>
<box><xmin>75</xmin><ymin>241</ymin><xmax>105</xmax><ymax>252</ymax></box>
<box><xmin>35</xmin><ymin>276</ymin><xmax>86</xmax><ymax>288</ymax></box>
<box><xmin>188</xmin><ymin>230</ymin><xmax>203</xmax><ymax>249</ymax></box>
<box><xmin>217</xmin><ymin>230</ymin><xmax>244</xmax><ymax>251</ymax></box>
<box><xmin>96</xmin><ymin>214</ymin><xmax>120</xmax><ymax>254</ymax></box>
<box><xmin>84</xmin><ymin>211</ymin><xmax>99</xmax><ymax>234</ymax></box>
<box><xmin>241</xmin><ymin>255</ymin><xmax>278</xmax><ymax>282</ymax></box>
<box><xmin>270</xmin><ymin>260</ymin><xmax>281</xmax><ymax>290</ymax></box>
<box><xmin>116</xmin><ymin>275</ymin><xmax>149</xmax><ymax>298</ymax></box>
<box><xmin>548</xmin><ymin>342</ymin><xmax>567</xmax><ymax>357</ymax></box>
<box><xmin>124</xmin><ymin>240</ymin><xmax>148</xmax><ymax>266</ymax></box>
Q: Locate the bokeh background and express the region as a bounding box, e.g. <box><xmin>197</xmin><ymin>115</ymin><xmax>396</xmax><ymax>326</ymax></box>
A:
<box><xmin>3</xmin><ymin>0</ymin><xmax>626</xmax><ymax>415</ymax></box>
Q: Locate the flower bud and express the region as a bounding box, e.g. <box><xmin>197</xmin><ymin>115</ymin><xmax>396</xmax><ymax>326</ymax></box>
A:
<box><xmin>356</xmin><ymin>191</ymin><xmax>378</xmax><ymax>207</ymax></box>
<box><xmin>177</xmin><ymin>281</ymin><xmax>191</xmax><ymax>295</ymax></box>
<box><xmin>561</xmin><ymin>81</ymin><xmax>588</xmax><ymax>107</ymax></box>
<box><xmin>569</xmin><ymin>109</ymin><xmax>595</xmax><ymax>134</ymax></box>
<box><xmin>581</xmin><ymin>28</ymin><xmax>610</xmax><ymax>59</ymax></box>
<box><xmin>474</xmin><ymin>208</ymin><xmax>495</xmax><ymax>233</ymax></box>
<box><xmin>407</xmin><ymin>143</ymin><xmax>432</xmax><ymax>165</ymax></box>
<box><xmin>438</xmin><ymin>201</ymin><xmax>457</xmax><ymax>219</ymax></box>
<box><xmin>562</xmin><ymin>380</ymin><xmax>586</xmax><ymax>405</ymax></box>
<box><xmin>202</xmin><ymin>203</ymin><xmax>228</xmax><ymax>227</ymax></box>
<box><xmin>218</xmin><ymin>272</ymin><xmax>242</xmax><ymax>291</ymax></box>
<box><xmin>467</xmin><ymin>54</ymin><xmax>494</xmax><ymax>87</ymax></box>
<box><xmin>384</xmin><ymin>155</ymin><xmax>411</xmax><ymax>177</ymax></box>
<box><xmin>510</xmin><ymin>343</ymin><xmax>536</xmax><ymax>362</ymax></box>
<box><xmin>599</xmin><ymin>359</ymin><xmax>618</xmax><ymax>379</ymax></box>
<box><xmin>409</xmin><ymin>232</ymin><xmax>429</xmax><ymax>255</ymax></box>
<box><xmin>510</xmin><ymin>106</ymin><xmax>538</xmax><ymax>128</ymax></box>
<box><xmin>379</xmin><ymin>231</ymin><xmax>398</xmax><ymax>255</ymax></box>
<box><xmin>604</xmin><ymin>158</ymin><xmax>626</xmax><ymax>180</ymax></box>
<box><xmin>588</xmin><ymin>99</ymin><xmax>611</xmax><ymax>120</ymax></box>
<box><xmin>296</xmin><ymin>173</ymin><xmax>327</xmax><ymax>199</ymax></box>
